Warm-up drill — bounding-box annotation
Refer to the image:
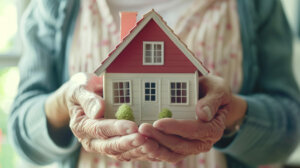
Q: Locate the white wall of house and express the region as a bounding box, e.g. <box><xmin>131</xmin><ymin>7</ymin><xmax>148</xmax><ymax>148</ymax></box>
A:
<box><xmin>103</xmin><ymin>72</ymin><xmax>199</xmax><ymax>124</ymax></box>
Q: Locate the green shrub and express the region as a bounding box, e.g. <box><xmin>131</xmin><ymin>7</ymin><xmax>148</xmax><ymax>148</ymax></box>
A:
<box><xmin>115</xmin><ymin>104</ymin><xmax>135</xmax><ymax>121</ymax></box>
<box><xmin>159</xmin><ymin>108</ymin><xmax>172</xmax><ymax>119</ymax></box>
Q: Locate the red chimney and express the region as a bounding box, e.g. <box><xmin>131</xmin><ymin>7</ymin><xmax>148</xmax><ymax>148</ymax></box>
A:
<box><xmin>120</xmin><ymin>12</ymin><xmax>137</xmax><ymax>40</ymax></box>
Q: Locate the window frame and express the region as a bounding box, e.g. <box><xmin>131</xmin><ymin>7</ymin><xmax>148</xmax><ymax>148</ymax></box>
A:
<box><xmin>169</xmin><ymin>81</ymin><xmax>189</xmax><ymax>105</ymax></box>
<box><xmin>112</xmin><ymin>80</ymin><xmax>132</xmax><ymax>105</ymax></box>
<box><xmin>143</xmin><ymin>41</ymin><xmax>164</xmax><ymax>65</ymax></box>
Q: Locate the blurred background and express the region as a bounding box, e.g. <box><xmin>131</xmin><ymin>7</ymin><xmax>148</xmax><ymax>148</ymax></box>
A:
<box><xmin>0</xmin><ymin>0</ymin><xmax>299</xmax><ymax>168</ymax></box>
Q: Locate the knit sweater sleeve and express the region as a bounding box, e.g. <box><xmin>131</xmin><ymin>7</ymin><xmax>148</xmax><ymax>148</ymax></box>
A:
<box><xmin>215</xmin><ymin>0</ymin><xmax>300</xmax><ymax>166</ymax></box>
<box><xmin>8</xmin><ymin>0</ymin><xmax>80</xmax><ymax>165</ymax></box>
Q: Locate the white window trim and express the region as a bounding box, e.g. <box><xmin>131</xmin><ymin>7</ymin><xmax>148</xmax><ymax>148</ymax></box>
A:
<box><xmin>143</xmin><ymin>81</ymin><xmax>158</xmax><ymax>103</ymax></box>
<box><xmin>168</xmin><ymin>81</ymin><xmax>189</xmax><ymax>105</ymax></box>
<box><xmin>143</xmin><ymin>41</ymin><xmax>164</xmax><ymax>65</ymax></box>
<box><xmin>112</xmin><ymin>80</ymin><xmax>132</xmax><ymax>105</ymax></box>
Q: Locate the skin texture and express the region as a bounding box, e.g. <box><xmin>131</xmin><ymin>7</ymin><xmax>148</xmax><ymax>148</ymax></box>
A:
<box><xmin>138</xmin><ymin>75</ymin><xmax>247</xmax><ymax>162</ymax></box>
<box><xmin>45</xmin><ymin>73</ymin><xmax>181</xmax><ymax>162</ymax></box>
<box><xmin>45</xmin><ymin>73</ymin><xmax>247</xmax><ymax>163</ymax></box>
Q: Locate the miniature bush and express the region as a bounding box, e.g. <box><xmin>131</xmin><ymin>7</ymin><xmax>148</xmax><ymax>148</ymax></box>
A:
<box><xmin>159</xmin><ymin>108</ymin><xmax>172</xmax><ymax>119</ymax></box>
<box><xmin>115</xmin><ymin>104</ymin><xmax>135</xmax><ymax>121</ymax></box>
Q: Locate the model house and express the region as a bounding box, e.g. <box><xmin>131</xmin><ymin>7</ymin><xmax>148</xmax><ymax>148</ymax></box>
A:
<box><xmin>95</xmin><ymin>10</ymin><xmax>209</xmax><ymax>124</ymax></box>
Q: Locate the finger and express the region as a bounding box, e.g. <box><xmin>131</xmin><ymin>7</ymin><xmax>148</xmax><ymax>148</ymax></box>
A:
<box><xmin>86</xmin><ymin>75</ymin><xmax>103</xmax><ymax>95</ymax></box>
<box><xmin>139</xmin><ymin>123</ymin><xmax>212</xmax><ymax>155</ymax></box>
<box><xmin>196</xmin><ymin>94</ymin><xmax>221</xmax><ymax>121</ymax></box>
<box><xmin>119</xmin><ymin>139</ymin><xmax>185</xmax><ymax>163</ymax></box>
<box><xmin>146</xmin><ymin>143</ymin><xmax>186</xmax><ymax>163</ymax></box>
<box><xmin>73</xmin><ymin>85</ymin><xmax>105</xmax><ymax>119</ymax></box>
<box><xmin>197</xmin><ymin>75</ymin><xmax>231</xmax><ymax>121</ymax></box>
<box><xmin>82</xmin><ymin>133</ymin><xmax>146</xmax><ymax>155</ymax></box>
<box><xmin>116</xmin><ymin>139</ymin><xmax>158</xmax><ymax>161</ymax></box>
<box><xmin>69</xmin><ymin>73</ymin><xmax>104</xmax><ymax>119</ymax></box>
<box><xmin>153</xmin><ymin>112</ymin><xmax>226</xmax><ymax>140</ymax></box>
<box><xmin>70</xmin><ymin>116</ymin><xmax>138</xmax><ymax>139</ymax></box>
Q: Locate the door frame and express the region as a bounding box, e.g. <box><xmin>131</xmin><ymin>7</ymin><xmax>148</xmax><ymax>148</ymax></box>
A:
<box><xmin>140</xmin><ymin>79</ymin><xmax>161</xmax><ymax>122</ymax></box>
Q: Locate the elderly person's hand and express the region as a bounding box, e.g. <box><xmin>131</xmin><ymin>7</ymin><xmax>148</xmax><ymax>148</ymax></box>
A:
<box><xmin>45</xmin><ymin>73</ymin><xmax>148</xmax><ymax>161</ymax></box>
<box><xmin>138</xmin><ymin>75</ymin><xmax>247</xmax><ymax>162</ymax></box>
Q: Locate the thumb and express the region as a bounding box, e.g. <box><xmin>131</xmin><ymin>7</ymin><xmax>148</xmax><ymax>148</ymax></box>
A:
<box><xmin>86</xmin><ymin>75</ymin><xmax>103</xmax><ymax>95</ymax></box>
<box><xmin>196</xmin><ymin>94</ymin><xmax>222</xmax><ymax>121</ymax></box>
<box><xmin>69</xmin><ymin>73</ymin><xmax>105</xmax><ymax>119</ymax></box>
<box><xmin>76</xmin><ymin>87</ymin><xmax>106</xmax><ymax>119</ymax></box>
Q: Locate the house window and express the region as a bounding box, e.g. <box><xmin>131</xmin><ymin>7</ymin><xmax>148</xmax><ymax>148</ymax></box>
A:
<box><xmin>113</xmin><ymin>81</ymin><xmax>131</xmax><ymax>104</ymax></box>
<box><xmin>143</xmin><ymin>42</ymin><xmax>164</xmax><ymax>65</ymax></box>
<box><xmin>170</xmin><ymin>82</ymin><xmax>188</xmax><ymax>104</ymax></box>
<box><xmin>144</xmin><ymin>82</ymin><xmax>156</xmax><ymax>102</ymax></box>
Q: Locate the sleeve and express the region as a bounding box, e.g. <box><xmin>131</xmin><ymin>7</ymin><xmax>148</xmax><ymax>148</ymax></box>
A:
<box><xmin>215</xmin><ymin>0</ymin><xmax>300</xmax><ymax>165</ymax></box>
<box><xmin>8</xmin><ymin>0</ymin><xmax>80</xmax><ymax>165</ymax></box>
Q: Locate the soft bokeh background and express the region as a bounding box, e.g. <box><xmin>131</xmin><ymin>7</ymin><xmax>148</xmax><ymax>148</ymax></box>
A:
<box><xmin>0</xmin><ymin>0</ymin><xmax>299</xmax><ymax>168</ymax></box>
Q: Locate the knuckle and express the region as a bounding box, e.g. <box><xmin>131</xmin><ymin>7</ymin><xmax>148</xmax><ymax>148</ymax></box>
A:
<box><xmin>72</xmin><ymin>85</ymin><xmax>83</xmax><ymax>101</ymax></box>
<box><xmin>70</xmin><ymin>116</ymin><xmax>86</xmax><ymax>137</ymax></box>
<box><xmin>113</xmin><ymin>141</ymin><xmax>124</xmax><ymax>152</ymax></box>
<box><xmin>204</xmin><ymin>143</ymin><xmax>213</xmax><ymax>152</ymax></box>
<box><xmin>104</xmin><ymin>142</ymin><xmax>120</xmax><ymax>155</ymax></box>
<box><xmin>196</xmin><ymin>143</ymin><xmax>212</xmax><ymax>153</ymax></box>
<box><xmin>144</xmin><ymin>141</ymin><xmax>159</xmax><ymax>153</ymax></box>
<box><xmin>115</xmin><ymin>155</ymin><xmax>128</xmax><ymax>162</ymax></box>
<box><xmin>113</xmin><ymin>121</ymin><xmax>127</xmax><ymax>134</ymax></box>
<box><xmin>173</xmin><ymin>144</ymin><xmax>189</xmax><ymax>155</ymax></box>
<box><xmin>196</xmin><ymin>144</ymin><xmax>205</xmax><ymax>153</ymax></box>
<box><xmin>147</xmin><ymin>147</ymin><xmax>160</xmax><ymax>158</ymax></box>
<box><xmin>213</xmin><ymin>118</ymin><xmax>224</xmax><ymax>128</ymax></box>
<box><xmin>204</xmin><ymin>126</ymin><xmax>215</xmax><ymax>138</ymax></box>
<box><xmin>96</xmin><ymin>125</ymin><xmax>112</xmax><ymax>139</ymax></box>
<box><xmin>103</xmin><ymin>146</ymin><xmax>116</xmax><ymax>155</ymax></box>
<box><xmin>114</xmin><ymin>120</ymin><xmax>136</xmax><ymax>135</ymax></box>
<box><xmin>150</xmin><ymin>152</ymin><xmax>160</xmax><ymax>159</ymax></box>
<box><xmin>81</xmin><ymin>139</ymin><xmax>93</xmax><ymax>152</ymax></box>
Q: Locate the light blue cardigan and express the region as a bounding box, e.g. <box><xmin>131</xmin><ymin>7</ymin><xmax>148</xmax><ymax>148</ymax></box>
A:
<box><xmin>8</xmin><ymin>0</ymin><xmax>300</xmax><ymax>167</ymax></box>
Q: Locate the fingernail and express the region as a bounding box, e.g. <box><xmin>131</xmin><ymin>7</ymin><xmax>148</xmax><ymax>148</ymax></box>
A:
<box><xmin>126</xmin><ymin>128</ymin><xmax>135</xmax><ymax>134</ymax></box>
<box><xmin>202</xmin><ymin>106</ymin><xmax>212</xmax><ymax>120</ymax></box>
<box><xmin>132</xmin><ymin>140</ymin><xmax>139</xmax><ymax>147</ymax></box>
<box><xmin>141</xmin><ymin>147</ymin><xmax>147</xmax><ymax>154</ymax></box>
<box><xmin>149</xmin><ymin>154</ymin><xmax>156</xmax><ymax>159</ymax></box>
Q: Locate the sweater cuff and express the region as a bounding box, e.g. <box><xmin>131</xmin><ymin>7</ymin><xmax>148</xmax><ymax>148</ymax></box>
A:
<box><xmin>215</xmin><ymin>95</ymin><xmax>270</xmax><ymax>156</ymax></box>
<box><xmin>25</xmin><ymin>95</ymin><xmax>79</xmax><ymax>156</ymax></box>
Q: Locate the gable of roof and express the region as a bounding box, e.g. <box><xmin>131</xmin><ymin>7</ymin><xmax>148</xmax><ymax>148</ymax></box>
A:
<box><xmin>95</xmin><ymin>9</ymin><xmax>209</xmax><ymax>76</ymax></box>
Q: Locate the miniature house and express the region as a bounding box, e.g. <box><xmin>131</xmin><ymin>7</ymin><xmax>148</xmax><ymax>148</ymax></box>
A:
<box><xmin>95</xmin><ymin>10</ymin><xmax>209</xmax><ymax>124</ymax></box>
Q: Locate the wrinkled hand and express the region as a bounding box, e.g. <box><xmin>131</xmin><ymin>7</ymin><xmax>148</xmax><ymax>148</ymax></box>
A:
<box><xmin>196</xmin><ymin>74</ymin><xmax>247</xmax><ymax>129</ymax></box>
<box><xmin>139</xmin><ymin>111</ymin><xmax>227</xmax><ymax>158</ymax></box>
<box><xmin>196</xmin><ymin>74</ymin><xmax>231</xmax><ymax>122</ymax></box>
<box><xmin>138</xmin><ymin>75</ymin><xmax>232</xmax><ymax>161</ymax></box>
<box><xmin>66</xmin><ymin>73</ymin><xmax>185</xmax><ymax>161</ymax></box>
<box><xmin>46</xmin><ymin>73</ymin><xmax>147</xmax><ymax>161</ymax></box>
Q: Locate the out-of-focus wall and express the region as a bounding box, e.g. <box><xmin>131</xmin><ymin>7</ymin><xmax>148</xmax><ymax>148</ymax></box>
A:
<box><xmin>281</xmin><ymin>0</ymin><xmax>300</xmax><ymax>167</ymax></box>
<box><xmin>281</xmin><ymin>0</ymin><xmax>299</xmax><ymax>36</ymax></box>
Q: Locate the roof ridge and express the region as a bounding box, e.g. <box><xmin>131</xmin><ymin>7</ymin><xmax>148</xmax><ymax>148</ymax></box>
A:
<box><xmin>94</xmin><ymin>9</ymin><xmax>209</xmax><ymax>75</ymax></box>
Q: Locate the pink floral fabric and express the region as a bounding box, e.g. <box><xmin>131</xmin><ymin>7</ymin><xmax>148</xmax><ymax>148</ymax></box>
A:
<box><xmin>77</xmin><ymin>148</ymin><xmax>227</xmax><ymax>168</ymax></box>
<box><xmin>174</xmin><ymin>0</ymin><xmax>243</xmax><ymax>93</ymax></box>
<box><xmin>70</xmin><ymin>0</ymin><xmax>243</xmax><ymax>167</ymax></box>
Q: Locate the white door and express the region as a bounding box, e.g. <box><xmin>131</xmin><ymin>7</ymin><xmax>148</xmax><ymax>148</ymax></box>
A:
<box><xmin>141</xmin><ymin>80</ymin><xmax>160</xmax><ymax>121</ymax></box>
